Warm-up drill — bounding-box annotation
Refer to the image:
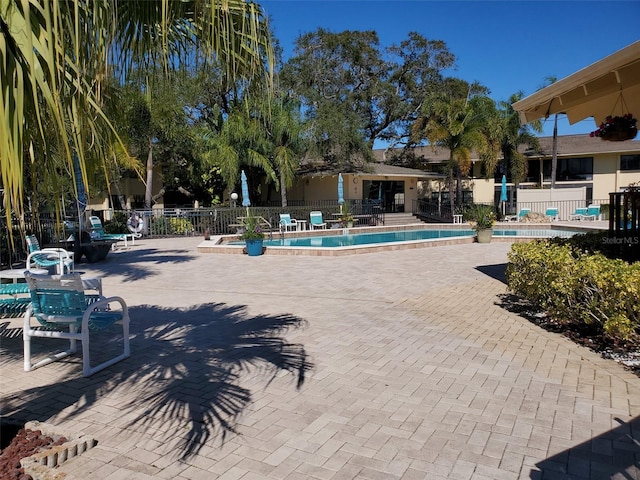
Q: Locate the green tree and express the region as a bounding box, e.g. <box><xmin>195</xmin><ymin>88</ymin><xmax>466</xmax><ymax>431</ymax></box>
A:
<box><xmin>412</xmin><ymin>80</ymin><xmax>499</xmax><ymax>211</ymax></box>
<box><xmin>202</xmin><ymin>102</ymin><xmax>276</xmax><ymax>202</ymax></box>
<box><xmin>201</xmin><ymin>89</ymin><xmax>307</xmax><ymax>207</ymax></box>
<box><xmin>281</xmin><ymin>29</ymin><xmax>454</xmax><ymax>170</ymax></box>
<box><xmin>542</xmin><ymin>76</ymin><xmax>559</xmax><ymax>189</ymax></box>
<box><xmin>122</xmin><ymin>70</ymin><xmax>208</xmax><ymax>208</ymax></box>
<box><xmin>1</xmin><ymin>0</ymin><xmax>273</xmax><ymax>234</ymax></box>
<box><xmin>499</xmin><ymin>92</ymin><xmax>543</xmax><ymax>186</ymax></box>
<box><xmin>262</xmin><ymin>97</ymin><xmax>307</xmax><ymax>207</ymax></box>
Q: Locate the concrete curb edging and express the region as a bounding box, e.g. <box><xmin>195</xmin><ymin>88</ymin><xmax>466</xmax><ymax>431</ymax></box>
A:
<box><xmin>20</xmin><ymin>421</ymin><xmax>96</xmax><ymax>480</ymax></box>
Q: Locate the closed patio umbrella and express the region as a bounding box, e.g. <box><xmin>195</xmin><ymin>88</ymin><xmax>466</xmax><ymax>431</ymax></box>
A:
<box><xmin>241</xmin><ymin>170</ymin><xmax>251</xmax><ymax>219</ymax></box>
<box><xmin>241</xmin><ymin>170</ymin><xmax>250</xmax><ymax>208</ymax></box>
<box><xmin>500</xmin><ymin>175</ymin><xmax>508</xmax><ymax>215</ymax></box>
<box><xmin>338</xmin><ymin>173</ymin><xmax>344</xmax><ymax>213</ymax></box>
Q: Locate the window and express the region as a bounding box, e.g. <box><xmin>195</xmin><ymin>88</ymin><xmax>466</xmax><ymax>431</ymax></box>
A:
<box><xmin>621</xmin><ymin>155</ymin><xmax>640</xmax><ymax>171</ymax></box>
<box><xmin>556</xmin><ymin>157</ymin><xmax>593</xmax><ymax>181</ymax></box>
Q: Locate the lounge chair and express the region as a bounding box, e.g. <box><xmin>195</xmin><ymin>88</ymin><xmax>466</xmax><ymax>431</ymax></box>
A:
<box><xmin>279</xmin><ymin>213</ymin><xmax>298</xmax><ymax>232</ymax></box>
<box><xmin>568</xmin><ymin>207</ymin><xmax>589</xmax><ymax>221</ymax></box>
<box><xmin>26</xmin><ymin>235</ymin><xmax>74</xmax><ymax>274</ymax></box>
<box><xmin>545</xmin><ymin>207</ymin><xmax>559</xmax><ymax>221</ymax></box>
<box><xmin>23</xmin><ymin>272</ymin><xmax>131</xmax><ymax>377</ymax></box>
<box><xmin>309</xmin><ymin>211</ymin><xmax>327</xmax><ymax>229</ymax></box>
<box><xmin>583</xmin><ymin>204</ymin><xmax>600</xmax><ymax>221</ymax></box>
<box><xmin>89</xmin><ymin>216</ymin><xmax>137</xmax><ymax>247</ymax></box>
<box><xmin>505</xmin><ymin>208</ymin><xmax>531</xmax><ymax>222</ymax></box>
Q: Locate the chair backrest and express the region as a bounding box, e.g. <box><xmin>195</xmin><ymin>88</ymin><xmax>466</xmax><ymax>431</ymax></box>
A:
<box><xmin>89</xmin><ymin>216</ymin><xmax>106</xmax><ymax>239</ymax></box>
<box><xmin>310</xmin><ymin>211</ymin><xmax>324</xmax><ymax>225</ymax></box>
<box><xmin>574</xmin><ymin>207</ymin><xmax>588</xmax><ymax>215</ymax></box>
<box><xmin>279</xmin><ymin>214</ymin><xmax>294</xmax><ymax>226</ymax></box>
<box><xmin>587</xmin><ymin>205</ymin><xmax>600</xmax><ymax>216</ymax></box>
<box><xmin>545</xmin><ymin>207</ymin><xmax>558</xmax><ymax>216</ymax></box>
<box><xmin>24</xmin><ymin>272</ymin><xmax>86</xmax><ymax>325</ymax></box>
<box><xmin>26</xmin><ymin>234</ymin><xmax>41</xmax><ymax>253</ymax></box>
<box><xmin>518</xmin><ymin>208</ymin><xmax>531</xmax><ymax>218</ymax></box>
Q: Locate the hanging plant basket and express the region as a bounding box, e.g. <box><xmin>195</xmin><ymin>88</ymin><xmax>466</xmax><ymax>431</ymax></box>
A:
<box><xmin>599</xmin><ymin>126</ymin><xmax>638</xmax><ymax>142</ymax></box>
<box><xmin>590</xmin><ymin>114</ymin><xmax>638</xmax><ymax>142</ymax></box>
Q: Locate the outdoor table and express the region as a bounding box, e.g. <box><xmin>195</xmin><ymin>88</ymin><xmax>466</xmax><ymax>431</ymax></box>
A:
<box><xmin>295</xmin><ymin>219</ymin><xmax>307</xmax><ymax>231</ymax></box>
<box><xmin>0</xmin><ymin>269</ymin><xmax>47</xmax><ymax>284</ymax></box>
<box><xmin>0</xmin><ymin>269</ymin><xmax>101</xmax><ymax>293</ymax></box>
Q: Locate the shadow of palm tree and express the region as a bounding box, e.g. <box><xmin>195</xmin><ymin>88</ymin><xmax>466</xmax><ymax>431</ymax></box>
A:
<box><xmin>533</xmin><ymin>416</ymin><xmax>640</xmax><ymax>478</ymax></box>
<box><xmin>76</xmin><ymin>247</ymin><xmax>197</xmax><ymax>281</ymax></box>
<box><xmin>1</xmin><ymin>302</ymin><xmax>312</xmax><ymax>459</ymax></box>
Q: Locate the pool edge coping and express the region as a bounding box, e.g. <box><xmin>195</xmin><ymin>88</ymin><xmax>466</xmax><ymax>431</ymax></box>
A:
<box><xmin>196</xmin><ymin>222</ymin><xmax>604</xmax><ymax>256</ymax></box>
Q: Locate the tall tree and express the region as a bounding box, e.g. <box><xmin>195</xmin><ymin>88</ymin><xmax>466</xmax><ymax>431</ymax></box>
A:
<box><xmin>411</xmin><ymin>80</ymin><xmax>498</xmax><ymax>212</ymax></box>
<box><xmin>201</xmin><ymin>102</ymin><xmax>276</xmax><ymax>201</ymax></box>
<box><xmin>499</xmin><ymin>92</ymin><xmax>543</xmax><ymax>186</ymax></box>
<box><xmin>201</xmin><ymin>90</ymin><xmax>307</xmax><ymax>207</ymax></box>
<box><xmin>0</xmin><ymin>0</ymin><xmax>273</xmax><ymax>235</ymax></box>
<box><xmin>261</xmin><ymin>97</ymin><xmax>307</xmax><ymax>207</ymax></box>
<box><xmin>281</xmin><ymin>29</ymin><xmax>454</xmax><ymax>170</ymax></box>
<box><xmin>543</xmin><ymin>76</ymin><xmax>559</xmax><ymax>189</ymax></box>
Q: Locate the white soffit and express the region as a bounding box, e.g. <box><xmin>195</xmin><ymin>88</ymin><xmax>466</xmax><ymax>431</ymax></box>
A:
<box><xmin>512</xmin><ymin>40</ymin><xmax>640</xmax><ymax>126</ymax></box>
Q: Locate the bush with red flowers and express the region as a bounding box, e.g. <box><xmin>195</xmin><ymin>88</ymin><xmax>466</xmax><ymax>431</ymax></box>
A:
<box><xmin>590</xmin><ymin>113</ymin><xmax>638</xmax><ymax>141</ymax></box>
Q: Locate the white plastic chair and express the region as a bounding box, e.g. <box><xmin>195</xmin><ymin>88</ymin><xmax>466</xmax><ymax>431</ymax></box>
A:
<box><xmin>309</xmin><ymin>211</ymin><xmax>327</xmax><ymax>229</ymax></box>
<box><xmin>26</xmin><ymin>235</ymin><xmax>74</xmax><ymax>274</ymax></box>
<box><xmin>584</xmin><ymin>204</ymin><xmax>600</xmax><ymax>221</ymax></box>
<box><xmin>568</xmin><ymin>207</ymin><xmax>588</xmax><ymax>221</ymax></box>
<box><xmin>279</xmin><ymin>214</ymin><xmax>298</xmax><ymax>232</ymax></box>
<box><xmin>23</xmin><ymin>272</ymin><xmax>130</xmax><ymax>377</ymax></box>
<box><xmin>505</xmin><ymin>208</ymin><xmax>530</xmax><ymax>222</ymax></box>
<box><xmin>89</xmin><ymin>215</ymin><xmax>137</xmax><ymax>247</ymax></box>
<box><xmin>545</xmin><ymin>207</ymin><xmax>559</xmax><ymax>221</ymax></box>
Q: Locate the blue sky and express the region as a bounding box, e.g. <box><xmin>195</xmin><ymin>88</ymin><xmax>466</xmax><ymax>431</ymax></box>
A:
<box><xmin>260</xmin><ymin>0</ymin><xmax>640</xmax><ymax>143</ymax></box>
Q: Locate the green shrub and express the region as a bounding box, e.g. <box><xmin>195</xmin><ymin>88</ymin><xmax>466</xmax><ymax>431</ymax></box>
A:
<box><xmin>168</xmin><ymin>217</ymin><xmax>194</xmax><ymax>235</ymax></box>
<box><xmin>103</xmin><ymin>211</ymin><xmax>128</xmax><ymax>234</ymax></box>
<box><xmin>549</xmin><ymin>231</ymin><xmax>639</xmax><ymax>263</ymax></box>
<box><xmin>506</xmin><ymin>240</ymin><xmax>640</xmax><ymax>341</ymax></box>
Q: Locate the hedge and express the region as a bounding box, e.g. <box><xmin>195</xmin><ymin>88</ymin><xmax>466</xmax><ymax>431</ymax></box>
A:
<box><xmin>506</xmin><ymin>240</ymin><xmax>640</xmax><ymax>341</ymax></box>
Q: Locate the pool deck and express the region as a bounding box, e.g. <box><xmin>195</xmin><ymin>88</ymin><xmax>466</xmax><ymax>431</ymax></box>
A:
<box><xmin>198</xmin><ymin>220</ymin><xmax>609</xmax><ymax>256</ymax></box>
<box><xmin>1</xmin><ymin>230</ymin><xmax>638</xmax><ymax>479</ymax></box>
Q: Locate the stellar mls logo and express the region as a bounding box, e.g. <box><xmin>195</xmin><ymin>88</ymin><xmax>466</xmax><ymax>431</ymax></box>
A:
<box><xmin>602</xmin><ymin>236</ymin><xmax>639</xmax><ymax>245</ymax></box>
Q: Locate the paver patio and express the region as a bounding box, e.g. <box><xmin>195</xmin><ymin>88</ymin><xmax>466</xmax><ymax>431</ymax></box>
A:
<box><xmin>1</xmin><ymin>236</ymin><xmax>638</xmax><ymax>479</ymax></box>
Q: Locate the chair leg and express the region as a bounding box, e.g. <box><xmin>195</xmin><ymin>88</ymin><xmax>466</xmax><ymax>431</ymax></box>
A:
<box><xmin>23</xmin><ymin>328</ymin><xmax>79</xmax><ymax>372</ymax></box>
<box><xmin>81</xmin><ymin>312</ymin><xmax>131</xmax><ymax>377</ymax></box>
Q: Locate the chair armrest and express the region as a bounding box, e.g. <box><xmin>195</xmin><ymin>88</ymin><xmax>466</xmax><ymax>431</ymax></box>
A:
<box><xmin>38</xmin><ymin>248</ymin><xmax>73</xmax><ymax>259</ymax></box>
<box><xmin>82</xmin><ymin>295</ymin><xmax>128</xmax><ymax>330</ymax></box>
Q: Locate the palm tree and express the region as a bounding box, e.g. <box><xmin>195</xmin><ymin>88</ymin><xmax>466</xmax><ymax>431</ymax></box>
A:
<box><xmin>0</xmin><ymin>0</ymin><xmax>273</xmax><ymax>236</ymax></box>
<box><xmin>202</xmin><ymin>103</ymin><xmax>276</xmax><ymax>200</ymax></box>
<box><xmin>543</xmin><ymin>76</ymin><xmax>559</xmax><ymax>189</ymax></box>
<box><xmin>498</xmin><ymin>92</ymin><xmax>543</xmax><ymax>186</ymax></box>
<box><xmin>412</xmin><ymin>89</ymin><xmax>498</xmax><ymax>213</ymax></box>
<box><xmin>262</xmin><ymin>97</ymin><xmax>307</xmax><ymax>207</ymax></box>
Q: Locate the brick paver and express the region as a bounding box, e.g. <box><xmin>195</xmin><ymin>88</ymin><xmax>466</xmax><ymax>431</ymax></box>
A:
<box><xmin>1</xmin><ymin>236</ymin><xmax>638</xmax><ymax>479</ymax></box>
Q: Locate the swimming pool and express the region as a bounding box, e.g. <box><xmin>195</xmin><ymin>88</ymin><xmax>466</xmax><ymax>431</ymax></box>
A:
<box><xmin>229</xmin><ymin>227</ymin><xmax>579</xmax><ymax>248</ymax></box>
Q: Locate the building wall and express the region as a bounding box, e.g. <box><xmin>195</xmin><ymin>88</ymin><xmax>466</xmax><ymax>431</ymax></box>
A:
<box><xmin>593</xmin><ymin>153</ymin><xmax>619</xmax><ymax>199</ymax></box>
<box><xmin>471</xmin><ymin>178</ymin><xmax>495</xmax><ymax>204</ymax></box>
<box><xmin>619</xmin><ymin>171</ymin><xmax>640</xmax><ymax>190</ymax></box>
<box><xmin>520</xmin><ymin>151</ymin><xmax>640</xmax><ymax>202</ymax></box>
<box><xmin>287</xmin><ymin>174</ymin><xmax>420</xmax><ymax>206</ymax></box>
<box><xmin>88</xmin><ymin>174</ymin><xmax>165</xmax><ymax>211</ymax></box>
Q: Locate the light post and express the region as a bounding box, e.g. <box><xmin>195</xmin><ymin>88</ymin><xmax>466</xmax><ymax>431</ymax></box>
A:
<box><xmin>230</xmin><ymin>192</ymin><xmax>238</xmax><ymax>208</ymax></box>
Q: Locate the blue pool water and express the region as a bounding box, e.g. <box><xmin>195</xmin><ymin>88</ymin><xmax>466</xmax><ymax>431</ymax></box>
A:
<box><xmin>247</xmin><ymin>228</ymin><xmax>579</xmax><ymax>248</ymax></box>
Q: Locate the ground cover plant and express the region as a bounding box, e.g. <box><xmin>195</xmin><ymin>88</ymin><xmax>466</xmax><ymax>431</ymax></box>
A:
<box><xmin>505</xmin><ymin>236</ymin><xmax>640</xmax><ymax>375</ymax></box>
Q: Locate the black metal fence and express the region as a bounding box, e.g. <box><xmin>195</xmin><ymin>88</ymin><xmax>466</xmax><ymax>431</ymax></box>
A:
<box><xmin>609</xmin><ymin>191</ymin><xmax>640</xmax><ymax>236</ymax></box>
<box><xmin>0</xmin><ymin>201</ymin><xmax>385</xmax><ymax>268</ymax></box>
